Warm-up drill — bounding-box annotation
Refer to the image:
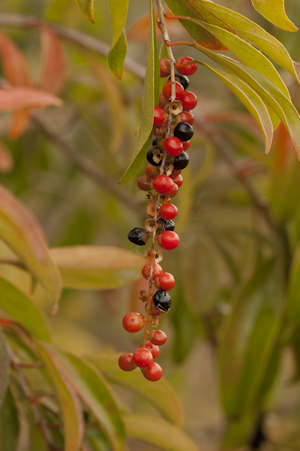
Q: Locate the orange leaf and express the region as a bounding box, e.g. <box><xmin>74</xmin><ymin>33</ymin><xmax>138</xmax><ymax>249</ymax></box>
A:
<box><xmin>0</xmin><ymin>141</ymin><xmax>13</xmax><ymax>174</ymax></box>
<box><xmin>127</xmin><ymin>10</ymin><xmax>184</xmax><ymax>42</ymax></box>
<box><xmin>39</xmin><ymin>26</ymin><xmax>67</xmax><ymax>95</ymax></box>
<box><xmin>9</xmin><ymin>109</ymin><xmax>31</xmax><ymax>140</ymax></box>
<box><xmin>0</xmin><ymin>31</ymin><xmax>32</xmax><ymax>87</ymax></box>
<box><xmin>0</xmin><ymin>87</ymin><xmax>63</xmax><ymax>111</ymax></box>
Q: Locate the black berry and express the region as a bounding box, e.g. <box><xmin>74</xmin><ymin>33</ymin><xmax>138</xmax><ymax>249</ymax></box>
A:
<box><xmin>147</xmin><ymin>146</ymin><xmax>161</xmax><ymax>166</ymax></box>
<box><xmin>174</xmin><ymin>122</ymin><xmax>194</xmax><ymax>141</ymax></box>
<box><xmin>128</xmin><ymin>228</ymin><xmax>149</xmax><ymax>246</ymax></box>
<box><xmin>173</xmin><ymin>151</ymin><xmax>189</xmax><ymax>170</ymax></box>
<box><xmin>160</xmin><ymin>219</ymin><xmax>175</xmax><ymax>231</ymax></box>
<box><xmin>153</xmin><ymin>290</ymin><xmax>172</xmax><ymax>313</ymax></box>
<box><xmin>152</xmin><ymin>137</ymin><xmax>158</xmax><ymax>146</ymax></box>
<box><xmin>169</xmin><ymin>73</ymin><xmax>189</xmax><ymax>90</ymax></box>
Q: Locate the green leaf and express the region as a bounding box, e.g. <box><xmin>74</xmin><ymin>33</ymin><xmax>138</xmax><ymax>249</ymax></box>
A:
<box><xmin>0</xmin><ymin>275</ymin><xmax>50</xmax><ymax>341</ymax></box>
<box><xmin>198</xmin><ymin>0</ymin><xmax>300</xmax><ymax>83</ymax></box>
<box><xmin>287</xmin><ymin>243</ymin><xmax>300</xmax><ymax>323</ymax></box>
<box><xmin>107</xmin><ymin>29</ymin><xmax>127</xmax><ymax>80</ymax></box>
<box><xmin>90</xmin><ymin>353</ymin><xmax>184</xmax><ymax>426</ymax></box>
<box><xmin>251</xmin><ymin>0</ymin><xmax>298</xmax><ymax>32</ymax></box>
<box><xmin>74</xmin><ymin>0</ymin><xmax>94</xmax><ymax>23</ymax></box>
<box><xmin>49</xmin><ymin>246</ymin><xmax>144</xmax><ymax>290</ymax></box>
<box><xmin>39</xmin><ymin>344</ymin><xmax>84</xmax><ymax>451</ymax></box>
<box><xmin>0</xmin><ymin>328</ymin><xmax>9</xmax><ymax>410</ymax></box>
<box><xmin>117</xmin><ymin>0</ymin><xmax>160</xmax><ymax>186</ymax></box>
<box><xmin>195</xmin><ymin>60</ymin><xmax>273</xmax><ymax>154</ymax></box>
<box><xmin>0</xmin><ymin>185</ymin><xmax>61</xmax><ymax>316</ymax></box>
<box><xmin>0</xmin><ymin>389</ymin><xmax>19</xmax><ymax>451</ymax></box>
<box><xmin>124</xmin><ymin>414</ymin><xmax>198</xmax><ymax>451</ymax></box>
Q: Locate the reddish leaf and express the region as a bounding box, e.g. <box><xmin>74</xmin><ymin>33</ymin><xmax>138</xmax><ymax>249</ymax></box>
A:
<box><xmin>8</xmin><ymin>109</ymin><xmax>31</xmax><ymax>140</ymax></box>
<box><xmin>39</xmin><ymin>26</ymin><xmax>67</xmax><ymax>95</ymax></box>
<box><xmin>0</xmin><ymin>142</ymin><xmax>13</xmax><ymax>174</ymax></box>
<box><xmin>0</xmin><ymin>87</ymin><xmax>63</xmax><ymax>111</ymax></box>
<box><xmin>127</xmin><ymin>10</ymin><xmax>183</xmax><ymax>42</ymax></box>
<box><xmin>0</xmin><ymin>31</ymin><xmax>32</xmax><ymax>87</ymax></box>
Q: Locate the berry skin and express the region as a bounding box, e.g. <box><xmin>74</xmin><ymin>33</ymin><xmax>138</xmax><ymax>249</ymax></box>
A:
<box><xmin>174</xmin><ymin>151</ymin><xmax>189</xmax><ymax>170</ymax></box>
<box><xmin>182</xmin><ymin>141</ymin><xmax>190</xmax><ymax>151</ymax></box>
<box><xmin>172</xmin><ymin>174</ymin><xmax>183</xmax><ymax>187</ymax></box>
<box><xmin>149</xmin><ymin>329</ymin><xmax>167</xmax><ymax>345</ymax></box>
<box><xmin>152</xmin><ymin>137</ymin><xmax>158</xmax><ymax>146</ymax></box>
<box><xmin>181</xmin><ymin>91</ymin><xmax>197</xmax><ymax>110</ymax></box>
<box><xmin>119</xmin><ymin>353</ymin><xmax>136</xmax><ymax>371</ymax></box>
<box><xmin>133</xmin><ymin>347</ymin><xmax>153</xmax><ymax>368</ymax></box>
<box><xmin>128</xmin><ymin>228</ymin><xmax>149</xmax><ymax>245</ymax></box>
<box><xmin>175</xmin><ymin>57</ymin><xmax>197</xmax><ymax>76</ymax></box>
<box><xmin>161</xmin><ymin>219</ymin><xmax>175</xmax><ymax>231</ymax></box>
<box><xmin>152</xmin><ymin>290</ymin><xmax>172</xmax><ymax>313</ymax></box>
<box><xmin>123</xmin><ymin>312</ymin><xmax>145</xmax><ymax>333</ymax></box>
<box><xmin>137</xmin><ymin>175</ymin><xmax>152</xmax><ymax>191</ymax></box>
<box><xmin>147</xmin><ymin>146</ymin><xmax>161</xmax><ymax>166</ymax></box>
<box><xmin>174</xmin><ymin>122</ymin><xmax>194</xmax><ymax>141</ymax></box>
<box><xmin>143</xmin><ymin>362</ymin><xmax>163</xmax><ymax>381</ymax></box>
<box><xmin>153</xmin><ymin>107</ymin><xmax>166</xmax><ymax>127</ymax></box>
<box><xmin>169</xmin><ymin>183</ymin><xmax>179</xmax><ymax>198</ymax></box>
<box><xmin>180</xmin><ymin>111</ymin><xmax>194</xmax><ymax>125</ymax></box>
<box><xmin>158</xmin><ymin>231</ymin><xmax>180</xmax><ymax>250</ymax></box>
<box><xmin>155</xmin><ymin>272</ymin><xmax>175</xmax><ymax>291</ymax></box>
<box><xmin>158</xmin><ymin>92</ymin><xmax>168</xmax><ymax>109</ymax></box>
<box><xmin>142</xmin><ymin>262</ymin><xmax>163</xmax><ymax>280</ymax></box>
<box><xmin>172</xmin><ymin>73</ymin><xmax>190</xmax><ymax>90</ymax></box>
<box><xmin>145</xmin><ymin>164</ymin><xmax>160</xmax><ymax>179</ymax></box>
<box><xmin>160</xmin><ymin>203</ymin><xmax>178</xmax><ymax>220</ymax></box>
<box><xmin>153</xmin><ymin>175</ymin><xmax>174</xmax><ymax>195</ymax></box>
<box><xmin>143</xmin><ymin>341</ymin><xmax>160</xmax><ymax>358</ymax></box>
<box><xmin>160</xmin><ymin>58</ymin><xmax>171</xmax><ymax>77</ymax></box>
<box><xmin>163</xmin><ymin>80</ymin><xmax>184</xmax><ymax>101</ymax></box>
<box><xmin>170</xmin><ymin>169</ymin><xmax>182</xmax><ymax>178</ymax></box>
<box><xmin>164</xmin><ymin>137</ymin><xmax>183</xmax><ymax>157</ymax></box>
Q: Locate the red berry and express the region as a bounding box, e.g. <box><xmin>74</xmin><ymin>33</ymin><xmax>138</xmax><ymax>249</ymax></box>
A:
<box><xmin>123</xmin><ymin>312</ymin><xmax>144</xmax><ymax>333</ymax></box>
<box><xmin>172</xmin><ymin>174</ymin><xmax>183</xmax><ymax>187</ymax></box>
<box><xmin>149</xmin><ymin>329</ymin><xmax>167</xmax><ymax>345</ymax></box>
<box><xmin>153</xmin><ymin>174</ymin><xmax>174</xmax><ymax>195</ymax></box>
<box><xmin>118</xmin><ymin>353</ymin><xmax>136</xmax><ymax>371</ymax></box>
<box><xmin>158</xmin><ymin>231</ymin><xmax>180</xmax><ymax>250</ymax></box>
<box><xmin>181</xmin><ymin>91</ymin><xmax>197</xmax><ymax>110</ymax></box>
<box><xmin>137</xmin><ymin>175</ymin><xmax>152</xmax><ymax>191</ymax></box>
<box><xmin>170</xmin><ymin>169</ymin><xmax>182</xmax><ymax>178</ymax></box>
<box><xmin>133</xmin><ymin>348</ymin><xmax>153</xmax><ymax>368</ymax></box>
<box><xmin>143</xmin><ymin>341</ymin><xmax>160</xmax><ymax>358</ymax></box>
<box><xmin>143</xmin><ymin>362</ymin><xmax>163</xmax><ymax>381</ymax></box>
<box><xmin>160</xmin><ymin>203</ymin><xmax>178</xmax><ymax>220</ymax></box>
<box><xmin>162</xmin><ymin>81</ymin><xmax>184</xmax><ymax>101</ymax></box>
<box><xmin>159</xmin><ymin>58</ymin><xmax>171</xmax><ymax>77</ymax></box>
<box><xmin>155</xmin><ymin>272</ymin><xmax>175</xmax><ymax>291</ymax></box>
<box><xmin>175</xmin><ymin>57</ymin><xmax>197</xmax><ymax>76</ymax></box>
<box><xmin>164</xmin><ymin>137</ymin><xmax>183</xmax><ymax>157</ymax></box>
<box><xmin>182</xmin><ymin>141</ymin><xmax>190</xmax><ymax>151</ymax></box>
<box><xmin>153</xmin><ymin>107</ymin><xmax>166</xmax><ymax>127</ymax></box>
<box><xmin>142</xmin><ymin>262</ymin><xmax>163</xmax><ymax>280</ymax></box>
<box><xmin>145</xmin><ymin>164</ymin><xmax>160</xmax><ymax>179</ymax></box>
<box><xmin>169</xmin><ymin>183</ymin><xmax>179</xmax><ymax>198</ymax></box>
<box><xmin>180</xmin><ymin>111</ymin><xmax>194</xmax><ymax>125</ymax></box>
<box><xmin>158</xmin><ymin>92</ymin><xmax>168</xmax><ymax>109</ymax></box>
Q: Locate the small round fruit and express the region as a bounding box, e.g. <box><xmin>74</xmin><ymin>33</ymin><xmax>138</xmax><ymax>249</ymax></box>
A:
<box><xmin>143</xmin><ymin>362</ymin><xmax>163</xmax><ymax>381</ymax></box>
<box><xmin>169</xmin><ymin>183</ymin><xmax>179</xmax><ymax>198</ymax></box>
<box><xmin>170</xmin><ymin>169</ymin><xmax>182</xmax><ymax>178</ymax></box>
<box><xmin>162</xmin><ymin>80</ymin><xmax>184</xmax><ymax>101</ymax></box>
<box><xmin>143</xmin><ymin>341</ymin><xmax>160</xmax><ymax>358</ymax></box>
<box><xmin>161</xmin><ymin>219</ymin><xmax>175</xmax><ymax>231</ymax></box>
<box><xmin>123</xmin><ymin>312</ymin><xmax>144</xmax><ymax>333</ymax></box>
<box><xmin>174</xmin><ymin>73</ymin><xmax>190</xmax><ymax>90</ymax></box>
<box><xmin>145</xmin><ymin>164</ymin><xmax>160</xmax><ymax>179</ymax></box>
<box><xmin>181</xmin><ymin>91</ymin><xmax>197</xmax><ymax>110</ymax></box>
<box><xmin>158</xmin><ymin>231</ymin><xmax>180</xmax><ymax>250</ymax></box>
<box><xmin>149</xmin><ymin>329</ymin><xmax>168</xmax><ymax>345</ymax></box>
<box><xmin>158</xmin><ymin>92</ymin><xmax>168</xmax><ymax>109</ymax></box>
<box><xmin>174</xmin><ymin>151</ymin><xmax>189</xmax><ymax>170</ymax></box>
<box><xmin>164</xmin><ymin>137</ymin><xmax>183</xmax><ymax>157</ymax></box>
<box><xmin>128</xmin><ymin>228</ymin><xmax>149</xmax><ymax>245</ymax></box>
<box><xmin>153</xmin><ymin>107</ymin><xmax>166</xmax><ymax>127</ymax></box>
<box><xmin>182</xmin><ymin>141</ymin><xmax>190</xmax><ymax>151</ymax></box>
<box><xmin>118</xmin><ymin>353</ymin><xmax>136</xmax><ymax>371</ymax></box>
<box><xmin>153</xmin><ymin>175</ymin><xmax>174</xmax><ymax>195</ymax></box>
<box><xmin>155</xmin><ymin>272</ymin><xmax>175</xmax><ymax>291</ymax></box>
<box><xmin>180</xmin><ymin>111</ymin><xmax>194</xmax><ymax>125</ymax></box>
<box><xmin>174</xmin><ymin>122</ymin><xmax>194</xmax><ymax>141</ymax></box>
<box><xmin>160</xmin><ymin>203</ymin><xmax>178</xmax><ymax>220</ymax></box>
<box><xmin>142</xmin><ymin>262</ymin><xmax>163</xmax><ymax>280</ymax></box>
<box><xmin>160</xmin><ymin>58</ymin><xmax>171</xmax><ymax>77</ymax></box>
<box><xmin>133</xmin><ymin>348</ymin><xmax>153</xmax><ymax>368</ymax></box>
<box><xmin>137</xmin><ymin>175</ymin><xmax>152</xmax><ymax>191</ymax></box>
<box><xmin>152</xmin><ymin>137</ymin><xmax>158</xmax><ymax>146</ymax></box>
<box><xmin>152</xmin><ymin>290</ymin><xmax>172</xmax><ymax>313</ymax></box>
<box><xmin>175</xmin><ymin>56</ymin><xmax>197</xmax><ymax>76</ymax></box>
<box><xmin>172</xmin><ymin>174</ymin><xmax>183</xmax><ymax>187</ymax></box>
<box><xmin>147</xmin><ymin>146</ymin><xmax>161</xmax><ymax>166</ymax></box>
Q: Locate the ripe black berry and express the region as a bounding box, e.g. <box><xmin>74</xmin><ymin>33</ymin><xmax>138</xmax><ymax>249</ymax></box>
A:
<box><xmin>173</xmin><ymin>151</ymin><xmax>189</xmax><ymax>170</ymax></box>
<box><xmin>161</xmin><ymin>219</ymin><xmax>175</xmax><ymax>231</ymax></box>
<box><xmin>128</xmin><ymin>228</ymin><xmax>149</xmax><ymax>245</ymax></box>
<box><xmin>169</xmin><ymin>73</ymin><xmax>189</xmax><ymax>90</ymax></box>
<box><xmin>152</xmin><ymin>137</ymin><xmax>158</xmax><ymax>146</ymax></box>
<box><xmin>174</xmin><ymin>122</ymin><xmax>194</xmax><ymax>141</ymax></box>
<box><xmin>147</xmin><ymin>146</ymin><xmax>161</xmax><ymax>166</ymax></box>
<box><xmin>152</xmin><ymin>290</ymin><xmax>172</xmax><ymax>313</ymax></box>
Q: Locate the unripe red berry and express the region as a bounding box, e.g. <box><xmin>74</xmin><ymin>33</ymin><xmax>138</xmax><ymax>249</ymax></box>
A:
<box><xmin>172</xmin><ymin>174</ymin><xmax>183</xmax><ymax>187</ymax></box>
<box><xmin>169</xmin><ymin>183</ymin><xmax>179</xmax><ymax>198</ymax></box>
<box><xmin>158</xmin><ymin>231</ymin><xmax>180</xmax><ymax>250</ymax></box>
<box><xmin>158</xmin><ymin>92</ymin><xmax>168</xmax><ymax>109</ymax></box>
<box><xmin>123</xmin><ymin>312</ymin><xmax>144</xmax><ymax>333</ymax></box>
<box><xmin>180</xmin><ymin>111</ymin><xmax>194</xmax><ymax>125</ymax></box>
<box><xmin>153</xmin><ymin>174</ymin><xmax>174</xmax><ymax>195</ymax></box>
<box><xmin>164</xmin><ymin>137</ymin><xmax>183</xmax><ymax>157</ymax></box>
<box><xmin>160</xmin><ymin>203</ymin><xmax>178</xmax><ymax>220</ymax></box>
<box><xmin>162</xmin><ymin>81</ymin><xmax>184</xmax><ymax>101</ymax></box>
<box><xmin>181</xmin><ymin>91</ymin><xmax>197</xmax><ymax>110</ymax></box>
<box><xmin>175</xmin><ymin>56</ymin><xmax>197</xmax><ymax>76</ymax></box>
<box><xmin>145</xmin><ymin>164</ymin><xmax>160</xmax><ymax>179</ymax></box>
<box><xmin>143</xmin><ymin>341</ymin><xmax>160</xmax><ymax>358</ymax></box>
<box><xmin>149</xmin><ymin>329</ymin><xmax>167</xmax><ymax>345</ymax></box>
<box><xmin>182</xmin><ymin>141</ymin><xmax>190</xmax><ymax>151</ymax></box>
<box><xmin>159</xmin><ymin>58</ymin><xmax>171</xmax><ymax>77</ymax></box>
<box><xmin>118</xmin><ymin>353</ymin><xmax>136</xmax><ymax>371</ymax></box>
<box><xmin>170</xmin><ymin>169</ymin><xmax>182</xmax><ymax>178</ymax></box>
<box><xmin>153</xmin><ymin>107</ymin><xmax>166</xmax><ymax>127</ymax></box>
<box><xmin>133</xmin><ymin>347</ymin><xmax>153</xmax><ymax>368</ymax></box>
<box><xmin>142</xmin><ymin>262</ymin><xmax>163</xmax><ymax>280</ymax></box>
<box><xmin>137</xmin><ymin>175</ymin><xmax>152</xmax><ymax>191</ymax></box>
<box><xmin>143</xmin><ymin>362</ymin><xmax>163</xmax><ymax>381</ymax></box>
<box><xmin>155</xmin><ymin>272</ymin><xmax>175</xmax><ymax>291</ymax></box>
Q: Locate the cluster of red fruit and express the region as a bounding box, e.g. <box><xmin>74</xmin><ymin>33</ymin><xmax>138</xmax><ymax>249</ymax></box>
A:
<box><xmin>119</xmin><ymin>57</ymin><xmax>197</xmax><ymax>381</ymax></box>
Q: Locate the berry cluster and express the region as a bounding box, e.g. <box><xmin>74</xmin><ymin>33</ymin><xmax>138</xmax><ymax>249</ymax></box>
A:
<box><xmin>119</xmin><ymin>56</ymin><xmax>197</xmax><ymax>382</ymax></box>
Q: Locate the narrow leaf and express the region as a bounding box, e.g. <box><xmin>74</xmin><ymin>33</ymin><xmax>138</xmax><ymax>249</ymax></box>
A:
<box><xmin>107</xmin><ymin>29</ymin><xmax>127</xmax><ymax>80</ymax></box>
<box><xmin>287</xmin><ymin>244</ymin><xmax>300</xmax><ymax>323</ymax></box>
<box><xmin>108</xmin><ymin>0</ymin><xmax>128</xmax><ymax>79</ymax></box>
<box><xmin>0</xmin><ymin>327</ymin><xmax>9</xmax><ymax>409</ymax></box>
<box><xmin>0</xmin><ymin>87</ymin><xmax>62</xmax><ymax>111</ymax></box>
<box><xmin>8</xmin><ymin>109</ymin><xmax>30</xmax><ymax>140</ymax></box>
<box><xmin>74</xmin><ymin>0</ymin><xmax>94</xmax><ymax>23</ymax></box>
<box><xmin>0</xmin><ymin>141</ymin><xmax>13</xmax><ymax>174</ymax></box>
<box><xmin>251</xmin><ymin>0</ymin><xmax>297</xmax><ymax>32</ymax></box>
<box><xmin>0</xmin><ymin>31</ymin><xmax>31</xmax><ymax>87</ymax></box>
<box><xmin>0</xmin><ymin>389</ymin><xmax>19</xmax><ymax>451</ymax></box>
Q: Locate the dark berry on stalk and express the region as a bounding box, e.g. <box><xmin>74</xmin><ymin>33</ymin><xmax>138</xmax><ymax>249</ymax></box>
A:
<box><xmin>152</xmin><ymin>137</ymin><xmax>158</xmax><ymax>146</ymax></box>
<box><xmin>174</xmin><ymin>122</ymin><xmax>194</xmax><ymax>141</ymax></box>
<box><xmin>147</xmin><ymin>146</ymin><xmax>161</xmax><ymax>167</ymax></box>
<box><xmin>169</xmin><ymin>73</ymin><xmax>189</xmax><ymax>90</ymax></box>
<box><xmin>162</xmin><ymin>219</ymin><xmax>175</xmax><ymax>231</ymax></box>
<box><xmin>128</xmin><ymin>228</ymin><xmax>149</xmax><ymax>245</ymax></box>
<box><xmin>174</xmin><ymin>151</ymin><xmax>189</xmax><ymax>170</ymax></box>
<box><xmin>152</xmin><ymin>290</ymin><xmax>172</xmax><ymax>313</ymax></box>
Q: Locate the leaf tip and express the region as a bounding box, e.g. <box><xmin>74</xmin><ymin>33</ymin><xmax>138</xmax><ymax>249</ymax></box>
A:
<box><xmin>50</xmin><ymin>304</ymin><xmax>59</xmax><ymax>317</ymax></box>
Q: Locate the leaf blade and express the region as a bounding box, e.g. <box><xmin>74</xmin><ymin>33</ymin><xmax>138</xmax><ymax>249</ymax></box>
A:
<box><xmin>0</xmin><ymin>328</ymin><xmax>9</xmax><ymax>410</ymax></box>
<box><xmin>74</xmin><ymin>0</ymin><xmax>94</xmax><ymax>23</ymax></box>
<box><xmin>107</xmin><ymin>29</ymin><xmax>127</xmax><ymax>80</ymax></box>
<box><xmin>251</xmin><ymin>0</ymin><xmax>297</xmax><ymax>32</ymax></box>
